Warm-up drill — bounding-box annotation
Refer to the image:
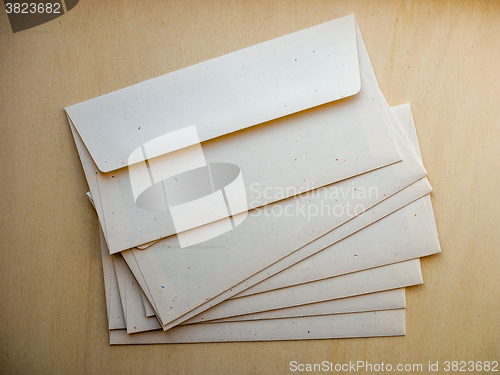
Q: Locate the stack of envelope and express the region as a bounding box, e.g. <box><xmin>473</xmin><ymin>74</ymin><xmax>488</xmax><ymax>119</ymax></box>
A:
<box><xmin>65</xmin><ymin>14</ymin><xmax>440</xmax><ymax>344</ymax></box>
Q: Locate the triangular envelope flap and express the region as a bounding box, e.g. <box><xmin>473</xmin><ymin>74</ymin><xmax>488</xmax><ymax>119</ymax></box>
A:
<box><xmin>65</xmin><ymin>14</ymin><xmax>360</xmax><ymax>173</ymax></box>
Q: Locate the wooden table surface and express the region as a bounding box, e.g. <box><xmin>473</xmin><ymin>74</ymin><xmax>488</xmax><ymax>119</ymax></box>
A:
<box><xmin>1</xmin><ymin>1</ymin><xmax>498</xmax><ymax>374</ymax></box>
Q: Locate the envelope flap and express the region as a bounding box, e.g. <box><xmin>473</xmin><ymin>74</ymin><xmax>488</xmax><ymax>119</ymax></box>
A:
<box><xmin>65</xmin><ymin>14</ymin><xmax>360</xmax><ymax>173</ymax></box>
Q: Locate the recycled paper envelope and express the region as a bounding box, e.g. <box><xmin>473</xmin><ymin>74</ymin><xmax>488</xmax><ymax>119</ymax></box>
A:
<box><xmin>122</xmin><ymin>183</ymin><xmax>430</xmax><ymax>325</ymax></box>
<box><xmin>233</xmin><ymin>105</ymin><xmax>440</xmax><ymax>297</ymax></box>
<box><xmin>106</xmin><ymin>107</ymin><xmax>433</xmax><ymax>334</ymax></box>
<box><xmin>236</xmin><ymin>196</ymin><xmax>438</xmax><ymax>297</ymax></box>
<box><xmin>120</xmin><ymin>248</ymin><xmax>409</xmax><ymax>332</ymax></box>
<box><xmin>99</xmin><ymin>240</ymin><xmax>407</xmax><ymax>343</ymax></box>
<box><xmin>78</xmin><ymin>15</ymin><xmax>427</xmax><ymax>331</ymax></box>
<box><xmin>112</xmin><ymin>254</ymin><xmax>161</xmax><ymax>333</ymax></box>
<box><xmin>100</xmin><ymin>235</ymin><xmax>125</xmax><ymax>330</ymax></box>
<box><xmin>101</xmin><ymin>226</ymin><xmax>409</xmax><ymax>331</ymax></box>
<box><xmin>65</xmin><ymin>14</ymin><xmax>402</xmax><ymax>254</ymax></box>
<box><xmin>182</xmin><ymin>104</ymin><xmax>440</xmax><ymax>322</ymax></box>
<box><xmin>127</xmin><ymin>117</ymin><xmax>427</xmax><ymax>329</ymax></box>
<box><xmin>109</xmin><ymin>309</ymin><xmax>406</xmax><ymax>344</ymax></box>
<box><xmin>185</xmin><ymin>259</ymin><xmax>422</xmax><ymax>323</ymax></box>
<box><xmin>117</xmin><ymin>15</ymin><xmax>429</xmax><ymax>330</ymax></box>
<box><xmin>206</xmin><ymin>289</ymin><xmax>406</xmax><ymax>323</ymax></box>
<box><xmin>117</xmin><ymin>105</ymin><xmax>436</xmax><ymax>328</ymax></box>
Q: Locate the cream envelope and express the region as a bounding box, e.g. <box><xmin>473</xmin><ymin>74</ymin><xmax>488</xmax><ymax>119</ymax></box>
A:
<box><xmin>111</xmin><ymin>151</ymin><xmax>434</xmax><ymax>328</ymax></box>
<box><xmin>184</xmin><ymin>259</ymin><xmax>421</xmax><ymax>323</ymax></box>
<box><xmin>126</xmin><ymin>255</ymin><xmax>409</xmax><ymax>332</ymax></box>
<box><xmin>84</xmin><ymin>16</ymin><xmax>429</xmax><ymax>331</ymax></box>
<box><xmin>121</xmin><ymin>124</ymin><xmax>433</xmax><ymax>328</ymax></box>
<box><xmin>141</xmin><ymin>288</ymin><xmax>156</xmax><ymax>318</ymax></box>
<box><xmin>236</xmin><ymin>197</ymin><xmax>438</xmax><ymax>297</ymax></box>
<box><xmin>109</xmin><ymin>309</ymin><xmax>406</xmax><ymax>344</ymax></box>
<box><xmin>206</xmin><ymin>289</ymin><xmax>406</xmax><ymax>323</ymax></box>
<box><xmin>87</xmin><ymin>94</ymin><xmax>428</xmax><ymax>328</ymax></box>
<box><xmin>179</xmin><ymin>104</ymin><xmax>440</xmax><ymax>323</ymax></box>
<box><xmin>100</xmin><ymin>242</ymin><xmax>407</xmax><ymax>343</ymax></box>
<box><xmin>234</xmin><ymin>106</ymin><xmax>440</xmax><ymax>297</ymax></box>
<box><xmin>128</xmin><ymin>130</ymin><xmax>428</xmax><ymax>330</ymax></box>
<box><xmin>99</xmin><ymin>233</ymin><xmax>125</xmax><ymax>330</ymax></box>
<box><xmin>123</xmin><ymin>188</ymin><xmax>430</xmax><ymax>325</ymax></box>
<box><xmin>100</xmin><ymin>233</ymin><xmax>406</xmax><ymax>338</ymax></box>
<box><xmin>113</xmin><ymin>253</ymin><xmax>162</xmax><ymax>333</ymax></box>
<box><xmin>66</xmin><ymin>14</ymin><xmax>402</xmax><ymax>254</ymax></box>
<box><xmin>122</xmin><ymin>15</ymin><xmax>431</xmax><ymax>330</ymax></box>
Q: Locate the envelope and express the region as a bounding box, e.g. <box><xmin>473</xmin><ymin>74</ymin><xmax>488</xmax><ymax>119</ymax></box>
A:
<box><xmin>127</xmin><ymin>127</ymin><xmax>427</xmax><ymax>330</ymax></box>
<box><xmin>65</xmin><ymin>14</ymin><xmax>403</xmax><ymax>254</ymax></box>
<box><xmin>99</xmin><ymin>238</ymin><xmax>407</xmax><ymax>343</ymax></box>
<box><xmin>121</xmin><ymin>177</ymin><xmax>429</xmax><ymax>325</ymax></box>
<box><xmin>109</xmin><ymin>309</ymin><xmax>406</xmax><ymax>344</ymax></box>
<box><xmin>141</xmin><ymin>290</ymin><xmax>156</xmax><ymax>318</ymax></box>
<box><xmin>119</xmin><ymin>14</ymin><xmax>432</xmax><ymax>330</ymax></box>
<box><xmin>182</xmin><ymin>259</ymin><xmax>421</xmax><ymax>323</ymax></box>
<box><xmin>120</xmin><ymin>247</ymin><xmax>409</xmax><ymax>332</ymax></box>
<box><xmin>82</xmin><ymin>15</ymin><xmax>430</xmax><ymax>333</ymax></box>
<box><xmin>235</xmin><ymin>105</ymin><xmax>441</xmax><ymax>297</ymax></box>
<box><xmin>113</xmin><ymin>253</ymin><xmax>161</xmax><ymax>333</ymax></box>
<box><xmin>86</xmin><ymin>15</ymin><xmax>441</xmax><ymax>343</ymax></box>
<box><xmin>97</xmin><ymin>152</ymin><xmax>428</xmax><ymax>328</ymax></box>
<box><xmin>179</xmin><ymin>103</ymin><xmax>440</xmax><ymax>323</ymax></box>
<box><xmin>99</xmin><ymin>234</ymin><xmax>125</xmax><ymax>330</ymax></box>
<box><xmin>116</xmin><ymin>245</ymin><xmax>408</xmax><ymax>333</ymax></box>
<box><xmin>205</xmin><ymin>289</ymin><xmax>406</xmax><ymax>323</ymax></box>
<box><xmin>236</xmin><ymin>197</ymin><xmax>438</xmax><ymax>297</ymax></box>
<box><xmin>104</xmin><ymin>105</ymin><xmax>437</xmax><ymax>331</ymax></box>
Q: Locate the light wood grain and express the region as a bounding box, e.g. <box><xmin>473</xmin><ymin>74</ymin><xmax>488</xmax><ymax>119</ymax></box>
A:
<box><xmin>1</xmin><ymin>1</ymin><xmax>498</xmax><ymax>374</ymax></box>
